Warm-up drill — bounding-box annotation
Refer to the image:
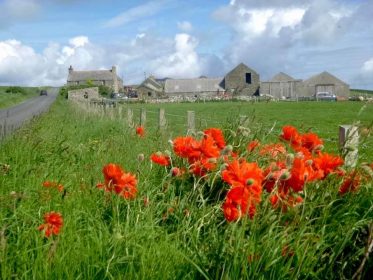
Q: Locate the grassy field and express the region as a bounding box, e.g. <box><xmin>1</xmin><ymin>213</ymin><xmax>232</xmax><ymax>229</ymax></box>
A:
<box><xmin>0</xmin><ymin>97</ymin><xmax>372</xmax><ymax>279</ymax></box>
<box><xmin>0</xmin><ymin>86</ymin><xmax>40</xmax><ymax>109</ymax></box>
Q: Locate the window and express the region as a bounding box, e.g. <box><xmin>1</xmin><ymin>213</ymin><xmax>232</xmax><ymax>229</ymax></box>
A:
<box><xmin>245</xmin><ymin>73</ymin><xmax>252</xmax><ymax>84</ymax></box>
<box><xmin>148</xmin><ymin>92</ymin><xmax>152</xmax><ymax>97</ymax></box>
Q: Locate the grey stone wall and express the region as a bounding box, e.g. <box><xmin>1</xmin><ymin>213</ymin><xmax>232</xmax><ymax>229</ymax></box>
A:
<box><xmin>68</xmin><ymin>87</ymin><xmax>100</xmax><ymax>101</ymax></box>
<box><xmin>224</xmin><ymin>64</ymin><xmax>260</xmax><ymax>96</ymax></box>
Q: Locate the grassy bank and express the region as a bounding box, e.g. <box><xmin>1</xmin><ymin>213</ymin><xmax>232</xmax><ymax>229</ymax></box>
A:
<box><xmin>0</xmin><ymin>86</ymin><xmax>40</xmax><ymax>109</ymax></box>
<box><xmin>0</xmin><ymin>98</ymin><xmax>372</xmax><ymax>279</ymax></box>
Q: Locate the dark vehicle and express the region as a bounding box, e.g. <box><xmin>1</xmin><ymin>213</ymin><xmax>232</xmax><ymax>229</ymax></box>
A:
<box><xmin>40</xmin><ymin>90</ymin><xmax>48</xmax><ymax>96</ymax></box>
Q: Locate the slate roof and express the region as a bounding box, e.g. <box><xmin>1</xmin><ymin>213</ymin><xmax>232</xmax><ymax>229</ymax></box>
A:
<box><xmin>140</xmin><ymin>76</ymin><xmax>163</xmax><ymax>92</ymax></box>
<box><xmin>67</xmin><ymin>69</ymin><xmax>122</xmax><ymax>82</ymax></box>
<box><xmin>269</xmin><ymin>72</ymin><xmax>295</xmax><ymax>82</ymax></box>
<box><xmin>164</xmin><ymin>77</ymin><xmax>225</xmax><ymax>94</ymax></box>
<box><xmin>303</xmin><ymin>71</ymin><xmax>348</xmax><ymax>86</ymax></box>
<box><xmin>225</xmin><ymin>63</ymin><xmax>259</xmax><ymax>77</ymax></box>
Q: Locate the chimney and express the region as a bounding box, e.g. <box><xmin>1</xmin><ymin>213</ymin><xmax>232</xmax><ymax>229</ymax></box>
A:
<box><xmin>68</xmin><ymin>65</ymin><xmax>73</xmax><ymax>74</ymax></box>
<box><xmin>111</xmin><ymin>65</ymin><xmax>117</xmax><ymax>75</ymax></box>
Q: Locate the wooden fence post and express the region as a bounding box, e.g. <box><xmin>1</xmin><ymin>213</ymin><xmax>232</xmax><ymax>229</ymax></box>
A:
<box><xmin>140</xmin><ymin>108</ymin><xmax>146</xmax><ymax>126</ymax></box>
<box><xmin>127</xmin><ymin>108</ymin><xmax>134</xmax><ymax>127</ymax></box>
<box><xmin>118</xmin><ymin>105</ymin><xmax>122</xmax><ymax>119</ymax></box>
<box><xmin>339</xmin><ymin>125</ymin><xmax>359</xmax><ymax>167</ymax></box>
<box><xmin>187</xmin><ymin>111</ymin><xmax>195</xmax><ymax>133</ymax></box>
<box><xmin>158</xmin><ymin>108</ymin><xmax>166</xmax><ymax>130</ymax></box>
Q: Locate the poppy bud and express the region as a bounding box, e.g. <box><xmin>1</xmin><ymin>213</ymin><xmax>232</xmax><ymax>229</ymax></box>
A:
<box><xmin>220</xmin><ymin>163</ymin><xmax>228</xmax><ymax>171</ymax></box>
<box><xmin>208</xmin><ymin>158</ymin><xmax>217</xmax><ymax>164</ymax></box>
<box><xmin>168</xmin><ymin>140</ymin><xmax>174</xmax><ymax>146</ymax></box>
<box><xmin>246</xmin><ymin>178</ymin><xmax>255</xmax><ymax>186</ymax></box>
<box><xmin>314</xmin><ymin>144</ymin><xmax>324</xmax><ymax>151</ymax></box>
<box><xmin>137</xmin><ymin>153</ymin><xmax>145</xmax><ymax>162</ymax></box>
<box><xmin>305</xmin><ymin>159</ymin><xmax>313</xmax><ymax>166</ymax></box>
<box><xmin>280</xmin><ymin>170</ymin><xmax>291</xmax><ymax>180</ymax></box>
<box><xmin>221</xmin><ymin>145</ymin><xmax>233</xmax><ymax>155</ymax></box>
<box><xmin>286</xmin><ymin>153</ymin><xmax>294</xmax><ymax>167</ymax></box>
<box><xmin>164</xmin><ymin>150</ymin><xmax>171</xmax><ymax>157</ymax></box>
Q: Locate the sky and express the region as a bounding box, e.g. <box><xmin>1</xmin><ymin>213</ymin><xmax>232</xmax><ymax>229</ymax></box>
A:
<box><xmin>0</xmin><ymin>0</ymin><xmax>372</xmax><ymax>89</ymax></box>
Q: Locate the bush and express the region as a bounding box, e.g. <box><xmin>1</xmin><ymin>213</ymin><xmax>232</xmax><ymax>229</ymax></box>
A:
<box><xmin>5</xmin><ymin>86</ymin><xmax>26</xmax><ymax>94</ymax></box>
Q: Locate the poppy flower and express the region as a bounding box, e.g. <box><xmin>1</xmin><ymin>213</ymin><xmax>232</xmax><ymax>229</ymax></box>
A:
<box><xmin>301</xmin><ymin>132</ymin><xmax>323</xmax><ymax>152</ymax></box>
<box><xmin>38</xmin><ymin>211</ymin><xmax>63</xmax><ymax>238</ymax></box>
<box><xmin>173</xmin><ymin>136</ymin><xmax>201</xmax><ymax>160</ymax></box>
<box><xmin>280</xmin><ymin>126</ymin><xmax>302</xmax><ymax>148</ymax></box>
<box><xmin>222</xmin><ymin>187</ymin><xmax>258</xmax><ymax>222</ymax></box>
<box><xmin>151</xmin><ymin>152</ymin><xmax>171</xmax><ymax>166</ymax></box>
<box><xmin>339</xmin><ymin>171</ymin><xmax>360</xmax><ymax>195</ymax></box>
<box><xmin>136</xmin><ymin>126</ymin><xmax>145</xmax><ymax>137</ymax></box>
<box><xmin>247</xmin><ymin>140</ymin><xmax>260</xmax><ymax>152</ymax></box>
<box><xmin>222</xmin><ymin>159</ymin><xmax>264</xmax><ymax>189</ymax></box>
<box><xmin>313</xmin><ymin>152</ymin><xmax>344</xmax><ymax>179</ymax></box>
<box><xmin>42</xmin><ymin>181</ymin><xmax>64</xmax><ymax>192</ymax></box>
<box><xmin>259</xmin><ymin>143</ymin><xmax>287</xmax><ymax>158</ymax></box>
<box><xmin>204</xmin><ymin>128</ymin><xmax>226</xmax><ymax>149</ymax></box>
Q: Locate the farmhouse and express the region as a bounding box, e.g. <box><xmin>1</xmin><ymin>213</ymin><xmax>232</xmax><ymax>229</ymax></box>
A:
<box><xmin>67</xmin><ymin>65</ymin><xmax>123</xmax><ymax>93</ymax></box>
<box><xmin>302</xmin><ymin>71</ymin><xmax>350</xmax><ymax>100</ymax></box>
<box><xmin>260</xmin><ymin>72</ymin><xmax>303</xmax><ymax>99</ymax></box>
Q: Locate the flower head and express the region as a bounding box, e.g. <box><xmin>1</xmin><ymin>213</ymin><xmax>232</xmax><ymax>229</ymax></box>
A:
<box><xmin>38</xmin><ymin>211</ymin><xmax>63</xmax><ymax>238</ymax></box>
<box><xmin>136</xmin><ymin>126</ymin><xmax>145</xmax><ymax>137</ymax></box>
<box><xmin>151</xmin><ymin>152</ymin><xmax>171</xmax><ymax>166</ymax></box>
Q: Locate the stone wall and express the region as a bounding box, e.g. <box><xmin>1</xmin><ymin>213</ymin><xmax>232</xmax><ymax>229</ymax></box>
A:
<box><xmin>68</xmin><ymin>87</ymin><xmax>100</xmax><ymax>101</ymax></box>
<box><xmin>224</xmin><ymin>64</ymin><xmax>260</xmax><ymax>96</ymax></box>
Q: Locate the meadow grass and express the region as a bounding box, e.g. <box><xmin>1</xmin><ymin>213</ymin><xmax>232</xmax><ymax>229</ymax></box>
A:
<box><xmin>0</xmin><ymin>86</ymin><xmax>40</xmax><ymax>109</ymax></box>
<box><xmin>0</xmin><ymin>98</ymin><xmax>372</xmax><ymax>279</ymax></box>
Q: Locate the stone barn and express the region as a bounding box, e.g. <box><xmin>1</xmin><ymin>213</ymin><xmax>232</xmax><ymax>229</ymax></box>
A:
<box><xmin>224</xmin><ymin>63</ymin><xmax>260</xmax><ymax>96</ymax></box>
<box><xmin>164</xmin><ymin>77</ymin><xmax>225</xmax><ymax>99</ymax></box>
<box><xmin>136</xmin><ymin>76</ymin><xmax>164</xmax><ymax>99</ymax></box>
<box><xmin>260</xmin><ymin>72</ymin><xmax>303</xmax><ymax>99</ymax></box>
<box><xmin>67</xmin><ymin>65</ymin><xmax>123</xmax><ymax>93</ymax></box>
<box><xmin>302</xmin><ymin>71</ymin><xmax>350</xmax><ymax>99</ymax></box>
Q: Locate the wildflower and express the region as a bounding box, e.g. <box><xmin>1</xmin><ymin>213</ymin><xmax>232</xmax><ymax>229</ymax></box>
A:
<box><xmin>247</xmin><ymin>140</ymin><xmax>260</xmax><ymax>152</ymax></box>
<box><xmin>280</xmin><ymin>125</ymin><xmax>302</xmax><ymax>148</ymax></box>
<box><xmin>173</xmin><ymin>136</ymin><xmax>201</xmax><ymax>160</ymax></box>
<box><xmin>136</xmin><ymin>126</ymin><xmax>145</xmax><ymax>137</ymax></box>
<box><xmin>313</xmin><ymin>152</ymin><xmax>344</xmax><ymax>179</ymax></box>
<box><xmin>171</xmin><ymin>167</ymin><xmax>184</xmax><ymax>177</ymax></box>
<box><xmin>301</xmin><ymin>132</ymin><xmax>323</xmax><ymax>152</ymax></box>
<box><xmin>259</xmin><ymin>143</ymin><xmax>287</xmax><ymax>158</ymax></box>
<box><xmin>98</xmin><ymin>163</ymin><xmax>138</xmax><ymax>199</ymax></box>
<box><xmin>151</xmin><ymin>152</ymin><xmax>171</xmax><ymax>166</ymax></box>
<box><xmin>204</xmin><ymin>128</ymin><xmax>226</xmax><ymax>149</ymax></box>
<box><xmin>38</xmin><ymin>211</ymin><xmax>63</xmax><ymax>238</ymax></box>
<box><xmin>42</xmin><ymin>181</ymin><xmax>64</xmax><ymax>192</ymax></box>
<box><xmin>339</xmin><ymin>171</ymin><xmax>360</xmax><ymax>195</ymax></box>
<box><xmin>222</xmin><ymin>159</ymin><xmax>263</xmax><ymax>189</ymax></box>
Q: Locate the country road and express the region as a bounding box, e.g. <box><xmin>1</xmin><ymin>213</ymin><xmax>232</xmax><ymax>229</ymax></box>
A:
<box><xmin>0</xmin><ymin>88</ymin><xmax>59</xmax><ymax>140</ymax></box>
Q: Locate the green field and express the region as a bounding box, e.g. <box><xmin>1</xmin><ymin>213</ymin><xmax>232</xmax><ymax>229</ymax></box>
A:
<box><xmin>0</xmin><ymin>86</ymin><xmax>40</xmax><ymax>109</ymax></box>
<box><xmin>0</xmin><ymin>97</ymin><xmax>372</xmax><ymax>279</ymax></box>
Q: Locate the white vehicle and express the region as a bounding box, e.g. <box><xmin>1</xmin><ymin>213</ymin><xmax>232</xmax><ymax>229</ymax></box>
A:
<box><xmin>316</xmin><ymin>92</ymin><xmax>337</xmax><ymax>101</ymax></box>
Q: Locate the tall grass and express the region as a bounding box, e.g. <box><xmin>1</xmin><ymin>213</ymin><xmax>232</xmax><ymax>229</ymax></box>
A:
<box><xmin>0</xmin><ymin>98</ymin><xmax>372</xmax><ymax>279</ymax></box>
<box><xmin>0</xmin><ymin>86</ymin><xmax>39</xmax><ymax>109</ymax></box>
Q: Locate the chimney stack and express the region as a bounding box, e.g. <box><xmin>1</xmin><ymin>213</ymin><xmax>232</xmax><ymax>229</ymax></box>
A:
<box><xmin>68</xmin><ymin>65</ymin><xmax>73</xmax><ymax>74</ymax></box>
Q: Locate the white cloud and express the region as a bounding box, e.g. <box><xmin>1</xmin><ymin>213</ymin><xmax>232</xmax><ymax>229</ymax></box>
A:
<box><xmin>69</xmin><ymin>36</ymin><xmax>89</xmax><ymax>48</ymax></box>
<box><xmin>177</xmin><ymin>21</ymin><xmax>193</xmax><ymax>32</ymax></box>
<box><xmin>362</xmin><ymin>58</ymin><xmax>373</xmax><ymax>73</ymax></box>
<box><xmin>104</xmin><ymin>0</ymin><xmax>168</xmax><ymax>28</ymax></box>
<box><xmin>152</xmin><ymin>33</ymin><xmax>201</xmax><ymax>78</ymax></box>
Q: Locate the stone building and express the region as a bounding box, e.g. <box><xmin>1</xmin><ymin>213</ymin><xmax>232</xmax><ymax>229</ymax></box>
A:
<box><xmin>164</xmin><ymin>77</ymin><xmax>225</xmax><ymax>99</ymax></box>
<box><xmin>260</xmin><ymin>72</ymin><xmax>303</xmax><ymax>99</ymax></box>
<box><xmin>136</xmin><ymin>76</ymin><xmax>164</xmax><ymax>99</ymax></box>
<box><xmin>67</xmin><ymin>87</ymin><xmax>100</xmax><ymax>101</ymax></box>
<box><xmin>66</xmin><ymin>65</ymin><xmax>123</xmax><ymax>93</ymax></box>
<box><xmin>224</xmin><ymin>63</ymin><xmax>260</xmax><ymax>96</ymax></box>
<box><xmin>301</xmin><ymin>71</ymin><xmax>350</xmax><ymax>99</ymax></box>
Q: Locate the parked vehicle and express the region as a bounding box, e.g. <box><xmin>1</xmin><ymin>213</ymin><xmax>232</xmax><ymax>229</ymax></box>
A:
<box><xmin>40</xmin><ymin>90</ymin><xmax>48</xmax><ymax>96</ymax></box>
<box><xmin>315</xmin><ymin>92</ymin><xmax>336</xmax><ymax>101</ymax></box>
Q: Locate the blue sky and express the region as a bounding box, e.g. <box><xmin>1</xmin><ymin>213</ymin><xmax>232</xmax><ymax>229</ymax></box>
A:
<box><xmin>0</xmin><ymin>0</ymin><xmax>372</xmax><ymax>89</ymax></box>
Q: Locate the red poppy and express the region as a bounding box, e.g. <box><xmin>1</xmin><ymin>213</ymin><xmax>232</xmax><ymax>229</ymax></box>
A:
<box><xmin>171</xmin><ymin>167</ymin><xmax>185</xmax><ymax>177</ymax></box>
<box><xmin>222</xmin><ymin>159</ymin><xmax>263</xmax><ymax>189</ymax></box>
<box><xmin>200</xmin><ymin>134</ymin><xmax>220</xmax><ymax>158</ymax></box>
<box><xmin>173</xmin><ymin>136</ymin><xmax>201</xmax><ymax>160</ymax></box>
<box><xmin>150</xmin><ymin>152</ymin><xmax>171</xmax><ymax>166</ymax></box>
<box><xmin>280</xmin><ymin>126</ymin><xmax>302</xmax><ymax>148</ymax></box>
<box><xmin>204</xmin><ymin>128</ymin><xmax>226</xmax><ymax>149</ymax></box>
<box><xmin>222</xmin><ymin>187</ymin><xmax>258</xmax><ymax>222</ymax></box>
<box><xmin>313</xmin><ymin>152</ymin><xmax>344</xmax><ymax>179</ymax></box>
<box><xmin>259</xmin><ymin>143</ymin><xmax>287</xmax><ymax>158</ymax></box>
<box><xmin>247</xmin><ymin>140</ymin><xmax>260</xmax><ymax>152</ymax></box>
<box><xmin>38</xmin><ymin>211</ymin><xmax>63</xmax><ymax>238</ymax></box>
<box><xmin>42</xmin><ymin>181</ymin><xmax>64</xmax><ymax>192</ymax></box>
<box><xmin>136</xmin><ymin>126</ymin><xmax>145</xmax><ymax>137</ymax></box>
<box><xmin>301</xmin><ymin>132</ymin><xmax>323</xmax><ymax>152</ymax></box>
<box><xmin>339</xmin><ymin>171</ymin><xmax>360</xmax><ymax>195</ymax></box>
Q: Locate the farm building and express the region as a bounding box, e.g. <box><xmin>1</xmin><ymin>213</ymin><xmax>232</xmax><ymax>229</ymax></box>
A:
<box><xmin>136</xmin><ymin>76</ymin><xmax>164</xmax><ymax>99</ymax></box>
<box><xmin>260</xmin><ymin>72</ymin><xmax>303</xmax><ymax>99</ymax></box>
<box><xmin>302</xmin><ymin>71</ymin><xmax>350</xmax><ymax>99</ymax></box>
<box><xmin>67</xmin><ymin>65</ymin><xmax>123</xmax><ymax>93</ymax></box>
<box><xmin>224</xmin><ymin>63</ymin><xmax>260</xmax><ymax>96</ymax></box>
<box><xmin>164</xmin><ymin>77</ymin><xmax>225</xmax><ymax>99</ymax></box>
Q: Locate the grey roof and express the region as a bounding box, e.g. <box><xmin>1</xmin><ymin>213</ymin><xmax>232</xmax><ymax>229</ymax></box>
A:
<box><xmin>304</xmin><ymin>71</ymin><xmax>348</xmax><ymax>86</ymax></box>
<box><xmin>140</xmin><ymin>76</ymin><xmax>163</xmax><ymax>91</ymax></box>
<box><xmin>68</xmin><ymin>70</ymin><xmax>120</xmax><ymax>82</ymax></box>
<box><xmin>269</xmin><ymin>72</ymin><xmax>295</xmax><ymax>82</ymax></box>
<box><xmin>164</xmin><ymin>77</ymin><xmax>224</xmax><ymax>94</ymax></box>
<box><xmin>225</xmin><ymin>63</ymin><xmax>259</xmax><ymax>77</ymax></box>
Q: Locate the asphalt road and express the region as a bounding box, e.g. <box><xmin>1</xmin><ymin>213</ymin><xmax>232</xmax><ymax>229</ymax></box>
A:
<box><xmin>0</xmin><ymin>88</ymin><xmax>59</xmax><ymax>139</ymax></box>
